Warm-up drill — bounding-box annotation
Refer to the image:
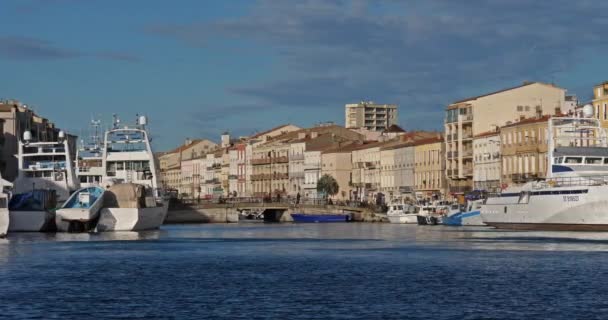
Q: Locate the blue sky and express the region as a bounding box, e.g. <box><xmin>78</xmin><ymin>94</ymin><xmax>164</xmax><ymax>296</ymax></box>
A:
<box><xmin>1</xmin><ymin>0</ymin><xmax>608</xmax><ymax>151</ymax></box>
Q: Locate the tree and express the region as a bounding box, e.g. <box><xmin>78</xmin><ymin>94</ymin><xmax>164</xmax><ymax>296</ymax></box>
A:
<box><xmin>317</xmin><ymin>174</ymin><xmax>339</xmax><ymax>198</ymax></box>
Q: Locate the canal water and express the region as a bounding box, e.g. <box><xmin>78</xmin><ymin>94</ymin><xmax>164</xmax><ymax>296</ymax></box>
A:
<box><xmin>2</xmin><ymin>223</ymin><xmax>608</xmax><ymax>319</ymax></box>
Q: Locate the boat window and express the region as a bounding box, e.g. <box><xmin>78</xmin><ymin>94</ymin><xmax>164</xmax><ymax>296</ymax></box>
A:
<box><xmin>585</xmin><ymin>157</ymin><xmax>603</xmax><ymax>164</ymax></box>
<box><xmin>604</xmin><ymin>158</ymin><xmax>608</xmax><ymax>164</ymax></box>
<box><xmin>555</xmin><ymin>157</ymin><xmax>563</xmax><ymax>164</ymax></box>
<box><xmin>564</xmin><ymin>157</ymin><xmax>582</xmax><ymax>164</ymax></box>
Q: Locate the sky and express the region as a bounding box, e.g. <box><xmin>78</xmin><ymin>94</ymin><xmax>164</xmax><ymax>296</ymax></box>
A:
<box><xmin>1</xmin><ymin>0</ymin><xmax>608</xmax><ymax>151</ymax></box>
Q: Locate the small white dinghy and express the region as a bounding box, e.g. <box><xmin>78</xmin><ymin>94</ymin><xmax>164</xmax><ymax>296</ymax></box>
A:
<box><xmin>56</xmin><ymin>186</ymin><xmax>106</xmax><ymax>232</ymax></box>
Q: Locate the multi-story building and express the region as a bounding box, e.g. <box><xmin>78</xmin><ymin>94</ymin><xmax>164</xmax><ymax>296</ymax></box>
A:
<box><xmin>445</xmin><ymin>81</ymin><xmax>566</xmax><ymax>194</ymax></box>
<box><xmin>592</xmin><ymin>81</ymin><xmax>608</xmax><ymax>127</ymax></box>
<box><xmin>500</xmin><ymin>115</ymin><xmax>550</xmax><ymax>186</ymax></box>
<box><xmin>414</xmin><ymin>136</ymin><xmax>446</xmax><ymax>200</ymax></box>
<box><xmin>320</xmin><ymin>143</ymin><xmax>357</xmax><ymax>201</ymax></box>
<box><xmin>351</xmin><ymin>141</ymin><xmax>386</xmax><ymax>201</ymax></box>
<box><xmin>251</xmin><ymin>140</ymin><xmax>290</xmax><ymax>197</ymax></box>
<box><xmin>473</xmin><ymin>130</ymin><xmax>501</xmax><ymax>192</ymax></box>
<box><xmin>345</xmin><ymin>101</ymin><xmax>398</xmax><ymax>131</ymax></box>
<box><xmin>380</xmin><ymin>141</ymin><xmax>415</xmax><ymax>200</ymax></box>
<box><xmin>179</xmin><ymin>139</ymin><xmax>216</xmax><ymax>197</ymax></box>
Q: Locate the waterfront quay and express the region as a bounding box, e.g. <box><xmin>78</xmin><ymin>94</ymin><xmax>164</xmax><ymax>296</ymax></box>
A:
<box><xmin>166</xmin><ymin>197</ymin><xmax>387</xmax><ymax>223</ymax></box>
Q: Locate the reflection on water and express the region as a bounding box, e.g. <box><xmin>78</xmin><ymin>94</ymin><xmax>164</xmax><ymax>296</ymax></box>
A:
<box><xmin>2</xmin><ymin>224</ymin><xmax>608</xmax><ymax>319</ymax></box>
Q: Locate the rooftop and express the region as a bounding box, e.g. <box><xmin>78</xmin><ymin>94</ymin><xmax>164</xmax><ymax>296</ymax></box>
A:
<box><xmin>450</xmin><ymin>81</ymin><xmax>563</xmax><ymax>105</ymax></box>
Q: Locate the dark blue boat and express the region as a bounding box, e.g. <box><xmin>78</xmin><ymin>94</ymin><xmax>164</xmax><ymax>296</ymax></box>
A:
<box><xmin>290</xmin><ymin>213</ymin><xmax>351</xmax><ymax>223</ymax></box>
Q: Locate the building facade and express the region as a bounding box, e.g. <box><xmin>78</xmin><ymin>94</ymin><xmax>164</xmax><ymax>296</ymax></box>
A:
<box><xmin>345</xmin><ymin>101</ymin><xmax>398</xmax><ymax>131</ymax></box>
<box><xmin>500</xmin><ymin>116</ymin><xmax>550</xmax><ymax>186</ymax></box>
<box><xmin>445</xmin><ymin>82</ymin><xmax>566</xmax><ymax>194</ymax></box>
<box><xmin>472</xmin><ymin>131</ymin><xmax>501</xmax><ymax>192</ymax></box>
<box><xmin>592</xmin><ymin>81</ymin><xmax>608</xmax><ymax>127</ymax></box>
<box><xmin>414</xmin><ymin>137</ymin><xmax>446</xmax><ymax>200</ymax></box>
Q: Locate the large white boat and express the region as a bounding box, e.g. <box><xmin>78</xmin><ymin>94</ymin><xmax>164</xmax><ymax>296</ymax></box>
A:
<box><xmin>9</xmin><ymin>131</ymin><xmax>79</xmax><ymax>232</ymax></box>
<box><xmin>96</xmin><ymin>115</ymin><xmax>168</xmax><ymax>232</ymax></box>
<box><xmin>481</xmin><ymin>106</ymin><xmax>608</xmax><ymax>231</ymax></box>
<box><xmin>76</xmin><ymin>119</ymin><xmax>104</xmax><ymax>188</ymax></box>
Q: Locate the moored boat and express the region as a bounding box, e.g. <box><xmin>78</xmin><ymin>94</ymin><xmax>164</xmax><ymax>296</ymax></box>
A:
<box><xmin>9</xmin><ymin>130</ymin><xmax>79</xmax><ymax>232</ymax></box>
<box><xmin>96</xmin><ymin>115</ymin><xmax>168</xmax><ymax>231</ymax></box>
<box><xmin>55</xmin><ymin>186</ymin><xmax>105</xmax><ymax>232</ymax></box>
<box><xmin>0</xmin><ymin>193</ymin><xmax>8</xmax><ymax>237</ymax></box>
<box><xmin>443</xmin><ymin>199</ymin><xmax>485</xmax><ymax>226</ymax></box>
<box><xmin>290</xmin><ymin>213</ymin><xmax>351</xmax><ymax>223</ymax></box>
<box><xmin>96</xmin><ymin>183</ymin><xmax>167</xmax><ymax>231</ymax></box>
<box><xmin>386</xmin><ymin>198</ymin><xmax>419</xmax><ymax>224</ymax></box>
<box><xmin>481</xmin><ymin>108</ymin><xmax>608</xmax><ymax>231</ymax></box>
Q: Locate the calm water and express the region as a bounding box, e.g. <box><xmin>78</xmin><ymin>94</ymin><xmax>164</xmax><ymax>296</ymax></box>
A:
<box><xmin>2</xmin><ymin>223</ymin><xmax>608</xmax><ymax>319</ymax></box>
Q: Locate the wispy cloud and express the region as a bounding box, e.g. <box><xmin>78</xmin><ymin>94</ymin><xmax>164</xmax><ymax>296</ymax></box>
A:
<box><xmin>0</xmin><ymin>36</ymin><xmax>139</xmax><ymax>62</ymax></box>
<box><xmin>149</xmin><ymin>0</ymin><xmax>608</xmax><ymax>129</ymax></box>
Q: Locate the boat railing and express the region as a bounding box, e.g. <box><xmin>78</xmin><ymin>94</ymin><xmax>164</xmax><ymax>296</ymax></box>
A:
<box><xmin>546</xmin><ymin>175</ymin><xmax>608</xmax><ymax>188</ymax></box>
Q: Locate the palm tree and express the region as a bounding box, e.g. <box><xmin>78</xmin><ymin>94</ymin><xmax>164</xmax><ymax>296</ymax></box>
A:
<box><xmin>317</xmin><ymin>174</ymin><xmax>339</xmax><ymax>198</ymax></box>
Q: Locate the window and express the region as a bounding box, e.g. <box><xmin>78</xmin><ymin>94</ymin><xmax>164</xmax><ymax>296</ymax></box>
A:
<box><xmin>604</xmin><ymin>104</ymin><xmax>607</xmax><ymax>120</ymax></box>
<box><xmin>517</xmin><ymin>105</ymin><xmax>523</xmax><ymax>112</ymax></box>
<box><xmin>564</xmin><ymin>157</ymin><xmax>582</xmax><ymax>164</ymax></box>
<box><xmin>585</xmin><ymin>157</ymin><xmax>602</xmax><ymax>164</ymax></box>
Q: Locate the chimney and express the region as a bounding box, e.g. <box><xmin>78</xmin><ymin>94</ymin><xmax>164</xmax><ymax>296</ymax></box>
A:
<box><xmin>221</xmin><ymin>132</ymin><xmax>230</xmax><ymax>148</ymax></box>
<box><xmin>185</xmin><ymin>138</ymin><xmax>192</xmax><ymax>146</ymax></box>
<box><xmin>311</xmin><ymin>132</ymin><xmax>318</xmax><ymax>139</ymax></box>
<box><xmin>298</xmin><ymin>132</ymin><xmax>306</xmax><ymax>139</ymax></box>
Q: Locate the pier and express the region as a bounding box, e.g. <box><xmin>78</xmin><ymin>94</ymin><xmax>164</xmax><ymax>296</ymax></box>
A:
<box><xmin>165</xmin><ymin>198</ymin><xmax>387</xmax><ymax>223</ymax></box>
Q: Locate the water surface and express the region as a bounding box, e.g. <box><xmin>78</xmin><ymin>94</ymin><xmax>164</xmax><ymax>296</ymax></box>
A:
<box><xmin>2</xmin><ymin>223</ymin><xmax>608</xmax><ymax>319</ymax></box>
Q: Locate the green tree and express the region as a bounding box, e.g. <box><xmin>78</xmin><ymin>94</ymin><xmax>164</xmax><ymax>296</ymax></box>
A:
<box><xmin>317</xmin><ymin>174</ymin><xmax>339</xmax><ymax>198</ymax></box>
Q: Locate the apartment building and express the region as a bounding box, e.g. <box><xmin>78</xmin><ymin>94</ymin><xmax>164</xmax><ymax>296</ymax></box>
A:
<box><xmin>414</xmin><ymin>136</ymin><xmax>446</xmax><ymax>200</ymax></box>
<box><xmin>445</xmin><ymin>82</ymin><xmax>566</xmax><ymax>194</ymax></box>
<box><xmin>251</xmin><ymin>140</ymin><xmax>290</xmax><ymax>197</ymax></box>
<box><xmin>320</xmin><ymin>144</ymin><xmax>357</xmax><ymax>201</ymax></box>
<box><xmin>380</xmin><ymin>141</ymin><xmax>415</xmax><ymax>199</ymax></box>
<box><xmin>345</xmin><ymin>101</ymin><xmax>398</xmax><ymax>131</ymax></box>
<box><xmin>500</xmin><ymin>115</ymin><xmax>550</xmax><ymax>186</ymax></box>
<box><xmin>351</xmin><ymin>141</ymin><xmax>386</xmax><ymax>201</ymax></box>
<box><xmin>473</xmin><ymin>131</ymin><xmax>501</xmax><ymax>192</ymax></box>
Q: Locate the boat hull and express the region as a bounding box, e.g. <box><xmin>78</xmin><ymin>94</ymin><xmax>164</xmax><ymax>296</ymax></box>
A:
<box><xmin>8</xmin><ymin>210</ymin><xmax>55</xmax><ymax>232</ymax></box>
<box><xmin>0</xmin><ymin>208</ymin><xmax>8</xmax><ymax>237</ymax></box>
<box><xmin>481</xmin><ymin>185</ymin><xmax>608</xmax><ymax>231</ymax></box>
<box><xmin>443</xmin><ymin>211</ymin><xmax>485</xmax><ymax>226</ymax></box>
<box><xmin>290</xmin><ymin>213</ymin><xmax>350</xmax><ymax>223</ymax></box>
<box><xmin>96</xmin><ymin>205</ymin><xmax>168</xmax><ymax>231</ymax></box>
<box><xmin>387</xmin><ymin>214</ymin><xmax>418</xmax><ymax>224</ymax></box>
<box><xmin>55</xmin><ymin>209</ymin><xmax>101</xmax><ymax>232</ymax></box>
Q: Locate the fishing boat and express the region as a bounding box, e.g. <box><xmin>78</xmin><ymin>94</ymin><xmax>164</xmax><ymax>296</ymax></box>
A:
<box><xmin>76</xmin><ymin>119</ymin><xmax>104</xmax><ymax>188</ymax></box>
<box><xmin>55</xmin><ymin>186</ymin><xmax>105</xmax><ymax>232</ymax></box>
<box><xmin>481</xmin><ymin>106</ymin><xmax>608</xmax><ymax>231</ymax></box>
<box><xmin>416</xmin><ymin>201</ymin><xmax>456</xmax><ymax>225</ymax></box>
<box><xmin>290</xmin><ymin>213</ymin><xmax>351</xmax><ymax>222</ymax></box>
<box><xmin>443</xmin><ymin>199</ymin><xmax>485</xmax><ymax>226</ymax></box>
<box><xmin>96</xmin><ymin>115</ymin><xmax>168</xmax><ymax>231</ymax></box>
<box><xmin>9</xmin><ymin>130</ymin><xmax>79</xmax><ymax>232</ymax></box>
<box><xmin>386</xmin><ymin>197</ymin><xmax>419</xmax><ymax>224</ymax></box>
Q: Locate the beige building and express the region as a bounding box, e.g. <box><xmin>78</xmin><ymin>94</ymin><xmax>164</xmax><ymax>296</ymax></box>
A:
<box><xmin>159</xmin><ymin>138</ymin><xmax>216</xmax><ymax>195</ymax></box>
<box><xmin>414</xmin><ymin>136</ymin><xmax>446</xmax><ymax>199</ymax></box>
<box><xmin>592</xmin><ymin>81</ymin><xmax>608</xmax><ymax>128</ymax></box>
<box><xmin>500</xmin><ymin>115</ymin><xmax>550</xmax><ymax>186</ymax></box>
<box><xmin>345</xmin><ymin>101</ymin><xmax>398</xmax><ymax>131</ymax></box>
<box><xmin>321</xmin><ymin>144</ymin><xmax>357</xmax><ymax>201</ymax></box>
<box><xmin>473</xmin><ymin>130</ymin><xmax>501</xmax><ymax>192</ymax></box>
<box><xmin>445</xmin><ymin>82</ymin><xmax>566</xmax><ymax>194</ymax></box>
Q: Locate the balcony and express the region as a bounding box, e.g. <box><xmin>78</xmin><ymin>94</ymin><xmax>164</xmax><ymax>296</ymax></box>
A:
<box><xmin>458</xmin><ymin>114</ymin><xmax>473</xmax><ymax>123</ymax></box>
<box><xmin>462</xmin><ymin>149</ymin><xmax>473</xmax><ymax>158</ymax></box>
<box><xmin>462</xmin><ymin>132</ymin><xmax>473</xmax><ymax>140</ymax></box>
<box><xmin>274</xmin><ymin>156</ymin><xmax>289</xmax><ymax>163</ymax></box>
<box><xmin>447</xmin><ymin>151</ymin><xmax>458</xmax><ymax>159</ymax></box>
<box><xmin>251</xmin><ymin>158</ymin><xmax>271</xmax><ymax>165</ymax></box>
<box><xmin>204</xmin><ymin>178</ymin><xmax>220</xmax><ymax>184</ymax></box>
<box><xmin>228</xmin><ymin>175</ymin><xmax>238</xmax><ymax>180</ymax></box>
<box><xmin>290</xmin><ymin>154</ymin><xmax>304</xmax><ymax>161</ymax></box>
<box><xmin>463</xmin><ymin>167</ymin><xmax>473</xmax><ymax>176</ymax></box>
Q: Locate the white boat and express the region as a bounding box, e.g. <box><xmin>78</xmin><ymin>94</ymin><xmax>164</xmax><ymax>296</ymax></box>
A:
<box><xmin>55</xmin><ymin>186</ymin><xmax>105</xmax><ymax>232</ymax></box>
<box><xmin>416</xmin><ymin>201</ymin><xmax>455</xmax><ymax>225</ymax></box>
<box><xmin>482</xmin><ymin>107</ymin><xmax>608</xmax><ymax>231</ymax></box>
<box><xmin>96</xmin><ymin>115</ymin><xmax>168</xmax><ymax>232</ymax></box>
<box><xmin>76</xmin><ymin>119</ymin><xmax>104</xmax><ymax>188</ymax></box>
<box><xmin>386</xmin><ymin>198</ymin><xmax>419</xmax><ymax>224</ymax></box>
<box><xmin>0</xmin><ymin>193</ymin><xmax>8</xmax><ymax>238</ymax></box>
<box><xmin>443</xmin><ymin>199</ymin><xmax>486</xmax><ymax>226</ymax></box>
<box><xmin>9</xmin><ymin>130</ymin><xmax>79</xmax><ymax>232</ymax></box>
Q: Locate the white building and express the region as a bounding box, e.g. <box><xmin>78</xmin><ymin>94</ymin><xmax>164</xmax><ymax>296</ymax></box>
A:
<box><xmin>473</xmin><ymin>131</ymin><xmax>501</xmax><ymax>192</ymax></box>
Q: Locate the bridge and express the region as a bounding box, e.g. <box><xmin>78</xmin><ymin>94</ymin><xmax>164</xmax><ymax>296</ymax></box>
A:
<box><xmin>165</xmin><ymin>198</ymin><xmax>386</xmax><ymax>223</ymax></box>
